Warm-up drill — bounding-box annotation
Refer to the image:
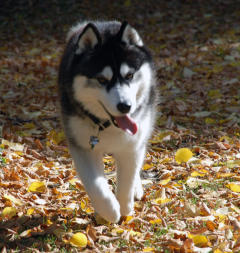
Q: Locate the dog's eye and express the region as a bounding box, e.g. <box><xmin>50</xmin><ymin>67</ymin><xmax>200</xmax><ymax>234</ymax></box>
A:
<box><xmin>125</xmin><ymin>73</ymin><xmax>134</xmax><ymax>81</ymax></box>
<box><xmin>97</xmin><ymin>77</ymin><xmax>109</xmax><ymax>85</ymax></box>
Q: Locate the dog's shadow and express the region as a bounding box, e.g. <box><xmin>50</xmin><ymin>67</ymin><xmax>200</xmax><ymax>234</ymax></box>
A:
<box><xmin>0</xmin><ymin>214</ymin><xmax>64</xmax><ymax>250</ymax></box>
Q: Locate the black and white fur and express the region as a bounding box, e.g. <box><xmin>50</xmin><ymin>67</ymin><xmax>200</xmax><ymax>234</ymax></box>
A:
<box><xmin>58</xmin><ymin>21</ymin><xmax>158</xmax><ymax>222</ymax></box>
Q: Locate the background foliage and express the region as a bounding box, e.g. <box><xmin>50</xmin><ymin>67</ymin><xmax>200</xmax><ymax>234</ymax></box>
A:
<box><xmin>0</xmin><ymin>0</ymin><xmax>240</xmax><ymax>252</ymax></box>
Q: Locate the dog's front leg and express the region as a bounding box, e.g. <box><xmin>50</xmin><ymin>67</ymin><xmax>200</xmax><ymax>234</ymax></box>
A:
<box><xmin>69</xmin><ymin>145</ymin><xmax>120</xmax><ymax>223</ymax></box>
<box><xmin>115</xmin><ymin>147</ymin><xmax>145</xmax><ymax>216</ymax></box>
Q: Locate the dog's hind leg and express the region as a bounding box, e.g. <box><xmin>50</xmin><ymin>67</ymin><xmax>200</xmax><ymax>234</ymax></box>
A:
<box><xmin>69</xmin><ymin>145</ymin><xmax>121</xmax><ymax>223</ymax></box>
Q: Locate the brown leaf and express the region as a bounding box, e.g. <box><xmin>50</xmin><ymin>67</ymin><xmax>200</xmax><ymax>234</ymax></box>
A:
<box><xmin>206</xmin><ymin>220</ymin><xmax>217</xmax><ymax>231</ymax></box>
<box><xmin>86</xmin><ymin>224</ymin><xmax>98</xmax><ymax>244</ymax></box>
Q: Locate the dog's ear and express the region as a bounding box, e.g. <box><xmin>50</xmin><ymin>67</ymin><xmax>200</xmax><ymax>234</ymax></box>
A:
<box><xmin>118</xmin><ymin>21</ymin><xmax>143</xmax><ymax>47</ymax></box>
<box><xmin>76</xmin><ymin>23</ymin><xmax>101</xmax><ymax>54</ymax></box>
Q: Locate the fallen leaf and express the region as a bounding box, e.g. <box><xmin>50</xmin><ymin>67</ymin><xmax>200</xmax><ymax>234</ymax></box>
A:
<box><xmin>175</xmin><ymin>148</ymin><xmax>193</xmax><ymax>164</ymax></box>
<box><xmin>216</xmin><ymin>172</ymin><xmax>235</xmax><ymax>178</ymax></box>
<box><xmin>143</xmin><ymin>248</ymin><xmax>155</xmax><ymax>252</ymax></box>
<box><xmin>191</xmin><ymin>170</ymin><xmax>206</xmax><ymax>177</ymax></box>
<box><xmin>27</xmin><ymin>208</ymin><xmax>35</xmax><ymax>215</ymax></box>
<box><xmin>159</xmin><ymin>177</ymin><xmax>171</xmax><ymax>185</ymax></box>
<box><xmin>208</xmin><ymin>89</ymin><xmax>221</xmax><ymax>98</ymax></box>
<box><xmin>69</xmin><ymin>232</ymin><xmax>88</xmax><ymax>248</ymax></box>
<box><xmin>34</xmin><ymin>198</ymin><xmax>47</xmax><ymax>205</ymax></box>
<box><xmin>206</xmin><ymin>220</ymin><xmax>217</xmax><ymax>231</ymax></box>
<box><xmin>129</xmin><ymin>230</ymin><xmax>142</xmax><ymax>237</ymax></box>
<box><xmin>80</xmin><ymin>198</ymin><xmax>94</xmax><ymax>214</ymax></box>
<box><xmin>149</xmin><ymin>218</ymin><xmax>162</xmax><ymax>225</ymax></box>
<box><xmin>226</xmin><ymin>183</ymin><xmax>240</xmax><ymax>193</ymax></box>
<box><xmin>4</xmin><ymin>194</ymin><xmax>22</xmax><ymax>206</ymax></box>
<box><xmin>205</xmin><ymin>118</ymin><xmax>216</xmax><ymax>125</ymax></box>
<box><xmin>28</xmin><ymin>181</ymin><xmax>46</xmax><ymax>193</ymax></box>
<box><xmin>124</xmin><ymin>215</ymin><xmax>134</xmax><ymax>223</ymax></box>
<box><xmin>143</xmin><ymin>163</ymin><xmax>153</xmax><ymax>170</ymax></box>
<box><xmin>154</xmin><ymin>198</ymin><xmax>171</xmax><ymax>205</ymax></box>
<box><xmin>188</xmin><ymin>234</ymin><xmax>209</xmax><ymax>247</ymax></box>
<box><xmin>111</xmin><ymin>228</ymin><xmax>124</xmax><ymax>235</ymax></box>
<box><xmin>213</xmin><ymin>249</ymin><xmax>223</xmax><ymax>253</ymax></box>
<box><xmin>20</xmin><ymin>229</ymin><xmax>32</xmax><ymax>238</ymax></box>
<box><xmin>2</xmin><ymin>207</ymin><xmax>17</xmax><ymax>219</ymax></box>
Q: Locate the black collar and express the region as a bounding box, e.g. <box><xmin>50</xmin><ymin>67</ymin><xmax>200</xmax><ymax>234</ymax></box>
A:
<box><xmin>88</xmin><ymin>112</ymin><xmax>111</xmax><ymax>131</ymax></box>
<box><xmin>76</xmin><ymin>102</ymin><xmax>111</xmax><ymax>131</ymax></box>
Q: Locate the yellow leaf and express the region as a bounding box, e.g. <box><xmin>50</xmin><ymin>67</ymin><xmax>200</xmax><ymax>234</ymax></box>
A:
<box><xmin>47</xmin><ymin>130</ymin><xmax>65</xmax><ymax>145</ymax></box>
<box><xmin>28</xmin><ymin>181</ymin><xmax>46</xmax><ymax>193</ymax></box>
<box><xmin>1</xmin><ymin>139</ymin><xmax>24</xmax><ymax>151</ymax></box>
<box><xmin>219</xmin><ymin>135</ymin><xmax>232</xmax><ymax>143</ymax></box>
<box><xmin>69</xmin><ymin>232</ymin><xmax>87</xmax><ymax>248</ymax></box>
<box><xmin>27</xmin><ymin>208</ymin><xmax>35</xmax><ymax>215</ymax></box>
<box><xmin>20</xmin><ymin>229</ymin><xmax>32</xmax><ymax>237</ymax></box>
<box><xmin>124</xmin><ymin>215</ymin><xmax>133</xmax><ymax>223</ymax></box>
<box><xmin>205</xmin><ymin>117</ymin><xmax>216</xmax><ymax>124</ymax></box>
<box><xmin>111</xmin><ymin>228</ymin><xmax>124</xmax><ymax>235</ymax></box>
<box><xmin>80</xmin><ymin>198</ymin><xmax>94</xmax><ymax>214</ymax></box>
<box><xmin>215</xmin><ymin>214</ymin><xmax>226</xmax><ymax>222</ymax></box>
<box><xmin>175</xmin><ymin>148</ymin><xmax>193</xmax><ymax>164</ymax></box>
<box><xmin>149</xmin><ymin>218</ymin><xmax>162</xmax><ymax>225</ymax></box>
<box><xmin>191</xmin><ymin>171</ymin><xmax>206</xmax><ymax>177</ymax></box>
<box><xmin>46</xmin><ymin>219</ymin><xmax>53</xmax><ymax>225</ymax></box>
<box><xmin>214</xmin><ymin>249</ymin><xmax>223</xmax><ymax>253</ymax></box>
<box><xmin>129</xmin><ymin>230</ymin><xmax>141</xmax><ymax>237</ymax></box>
<box><xmin>23</xmin><ymin>122</ymin><xmax>35</xmax><ymax>129</ymax></box>
<box><xmin>226</xmin><ymin>183</ymin><xmax>240</xmax><ymax>193</ymax></box>
<box><xmin>103</xmin><ymin>156</ymin><xmax>114</xmax><ymax>164</ymax></box>
<box><xmin>143</xmin><ymin>163</ymin><xmax>153</xmax><ymax>170</ymax></box>
<box><xmin>188</xmin><ymin>234</ymin><xmax>209</xmax><ymax>247</ymax></box>
<box><xmin>226</xmin><ymin>160</ymin><xmax>240</xmax><ymax>168</ymax></box>
<box><xmin>159</xmin><ymin>177</ymin><xmax>171</xmax><ymax>185</ymax></box>
<box><xmin>200</xmin><ymin>168</ymin><xmax>208</xmax><ymax>173</ymax></box>
<box><xmin>15</xmin><ymin>151</ymin><xmax>23</xmax><ymax>156</ymax></box>
<box><xmin>208</xmin><ymin>89</ymin><xmax>221</xmax><ymax>98</ymax></box>
<box><xmin>124</xmin><ymin>0</ymin><xmax>131</xmax><ymax>7</ymax></box>
<box><xmin>160</xmin><ymin>157</ymin><xmax>171</xmax><ymax>164</ymax></box>
<box><xmin>134</xmin><ymin>201</ymin><xmax>143</xmax><ymax>209</ymax></box>
<box><xmin>2</xmin><ymin>207</ymin><xmax>17</xmax><ymax>218</ymax></box>
<box><xmin>212</xmin><ymin>65</ymin><xmax>223</xmax><ymax>74</ymax></box>
<box><xmin>69</xmin><ymin>178</ymin><xmax>78</xmax><ymax>186</ymax></box>
<box><xmin>154</xmin><ymin>198</ymin><xmax>171</xmax><ymax>205</ymax></box>
<box><xmin>143</xmin><ymin>248</ymin><xmax>155</xmax><ymax>252</ymax></box>
<box><xmin>216</xmin><ymin>172</ymin><xmax>235</xmax><ymax>178</ymax></box>
<box><xmin>4</xmin><ymin>194</ymin><xmax>22</xmax><ymax>206</ymax></box>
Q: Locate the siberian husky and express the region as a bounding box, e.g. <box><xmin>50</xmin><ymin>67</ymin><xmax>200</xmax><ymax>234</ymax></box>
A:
<box><xmin>58</xmin><ymin>21</ymin><xmax>158</xmax><ymax>222</ymax></box>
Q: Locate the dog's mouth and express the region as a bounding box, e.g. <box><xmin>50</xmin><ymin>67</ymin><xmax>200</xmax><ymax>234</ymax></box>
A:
<box><xmin>99</xmin><ymin>102</ymin><xmax>138</xmax><ymax>135</ymax></box>
<box><xmin>114</xmin><ymin>115</ymin><xmax>138</xmax><ymax>135</ymax></box>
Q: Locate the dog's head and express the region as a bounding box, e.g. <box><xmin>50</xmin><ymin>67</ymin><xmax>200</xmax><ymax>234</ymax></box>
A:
<box><xmin>69</xmin><ymin>21</ymin><xmax>154</xmax><ymax>135</ymax></box>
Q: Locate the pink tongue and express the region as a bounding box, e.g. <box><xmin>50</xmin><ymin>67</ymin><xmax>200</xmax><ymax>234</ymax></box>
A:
<box><xmin>114</xmin><ymin>115</ymin><xmax>138</xmax><ymax>135</ymax></box>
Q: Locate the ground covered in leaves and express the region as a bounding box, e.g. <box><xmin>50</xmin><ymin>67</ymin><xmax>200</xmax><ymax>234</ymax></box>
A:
<box><xmin>1</xmin><ymin>0</ymin><xmax>240</xmax><ymax>252</ymax></box>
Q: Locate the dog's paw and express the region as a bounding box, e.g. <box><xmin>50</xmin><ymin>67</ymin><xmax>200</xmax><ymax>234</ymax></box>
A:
<box><xmin>134</xmin><ymin>182</ymin><xmax>144</xmax><ymax>200</ymax></box>
<box><xmin>93</xmin><ymin>196</ymin><xmax>121</xmax><ymax>223</ymax></box>
<box><xmin>104</xmin><ymin>206</ymin><xmax>121</xmax><ymax>223</ymax></box>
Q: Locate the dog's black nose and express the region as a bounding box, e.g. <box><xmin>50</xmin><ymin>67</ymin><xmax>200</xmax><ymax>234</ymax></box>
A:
<box><xmin>117</xmin><ymin>102</ymin><xmax>131</xmax><ymax>114</ymax></box>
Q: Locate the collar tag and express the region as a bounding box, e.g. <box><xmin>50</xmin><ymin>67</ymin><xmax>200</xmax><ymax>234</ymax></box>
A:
<box><xmin>89</xmin><ymin>121</ymin><xmax>111</xmax><ymax>149</ymax></box>
<box><xmin>89</xmin><ymin>136</ymin><xmax>99</xmax><ymax>150</ymax></box>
